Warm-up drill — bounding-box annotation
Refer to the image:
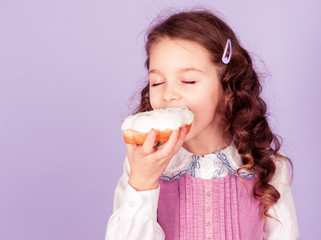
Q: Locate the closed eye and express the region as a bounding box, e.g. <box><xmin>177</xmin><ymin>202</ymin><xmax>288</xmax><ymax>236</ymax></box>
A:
<box><xmin>182</xmin><ymin>81</ymin><xmax>196</xmax><ymax>84</ymax></box>
<box><xmin>151</xmin><ymin>82</ymin><xmax>164</xmax><ymax>87</ymax></box>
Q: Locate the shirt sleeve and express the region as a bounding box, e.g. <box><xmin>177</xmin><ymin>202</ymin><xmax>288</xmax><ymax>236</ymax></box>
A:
<box><xmin>105</xmin><ymin>156</ymin><xmax>165</xmax><ymax>240</ymax></box>
<box><xmin>263</xmin><ymin>156</ymin><xmax>300</xmax><ymax>240</ymax></box>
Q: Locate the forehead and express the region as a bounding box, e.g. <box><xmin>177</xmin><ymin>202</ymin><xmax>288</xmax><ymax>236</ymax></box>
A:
<box><xmin>149</xmin><ymin>37</ymin><xmax>213</xmax><ymax>72</ymax></box>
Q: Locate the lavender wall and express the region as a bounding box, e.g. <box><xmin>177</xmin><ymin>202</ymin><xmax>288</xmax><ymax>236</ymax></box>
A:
<box><xmin>0</xmin><ymin>0</ymin><xmax>320</xmax><ymax>239</ymax></box>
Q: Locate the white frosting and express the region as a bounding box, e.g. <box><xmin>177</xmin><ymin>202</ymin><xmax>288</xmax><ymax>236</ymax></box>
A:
<box><xmin>121</xmin><ymin>107</ymin><xmax>194</xmax><ymax>133</ymax></box>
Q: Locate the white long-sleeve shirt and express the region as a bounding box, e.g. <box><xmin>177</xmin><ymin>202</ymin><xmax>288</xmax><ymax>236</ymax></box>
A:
<box><xmin>105</xmin><ymin>142</ymin><xmax>299</xmax><ymax>240</ymax></box>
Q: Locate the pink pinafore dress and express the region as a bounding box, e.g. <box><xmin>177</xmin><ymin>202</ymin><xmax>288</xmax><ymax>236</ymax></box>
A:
<box><xmin>157</xmin><ymin>172</ymin><xmax>263</xmax><ymax>240</ymax></box>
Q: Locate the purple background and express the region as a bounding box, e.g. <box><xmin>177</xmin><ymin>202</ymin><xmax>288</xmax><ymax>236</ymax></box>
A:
<box><xmin>0</xmin><ymin>0</ymin><xmax>320</xmax><ymax>239</ymax></box>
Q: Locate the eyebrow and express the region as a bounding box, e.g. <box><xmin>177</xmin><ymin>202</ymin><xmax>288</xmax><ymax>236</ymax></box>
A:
<box><xmin>148</xmin><ymin>67</ymin><xmax>204</xmax><ymax>75</ymax></box>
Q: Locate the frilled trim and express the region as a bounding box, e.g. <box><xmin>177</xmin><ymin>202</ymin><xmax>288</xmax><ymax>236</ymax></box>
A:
<box><xmin>160</xmin><ymin>155</ymin><xmax>200</xmax><ymax>181</ymax></box>
<box><xmin>160</xmin><ymin>142</ymin><xmax>255</xmax><ymax>182</ymax></box>
<box><xmin>214</xmin><ymin>151</ymin><xmax>256</xmax><ymax>179</ymax></box>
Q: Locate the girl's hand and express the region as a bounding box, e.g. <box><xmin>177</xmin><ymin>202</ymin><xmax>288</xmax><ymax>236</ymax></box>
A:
<box><xmin>126</xmin><ymin>127</ymin><xmax>188</xmax><ymax>191</ymax></box>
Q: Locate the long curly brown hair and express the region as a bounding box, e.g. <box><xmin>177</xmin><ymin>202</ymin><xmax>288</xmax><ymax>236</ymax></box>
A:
<box><xmin>134</xmin><ymin>9</ymin><xmax>292</xmax><ymax>221</ymax></box>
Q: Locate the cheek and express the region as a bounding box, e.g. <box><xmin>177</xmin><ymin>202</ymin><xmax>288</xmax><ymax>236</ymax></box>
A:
<box><xmin>149</xmin><ymin>99</ymin><xmax>157</xmax><ymax>110</ymax></box>
<box><xmin>149</xmin><ymin>89</ymin><xmax>161</xmax><ymax>110</ymax></box>
<box><xmin>190</xmin><ymin>94</ymin><xmax>222</xmax><ymax>123</ymax></box>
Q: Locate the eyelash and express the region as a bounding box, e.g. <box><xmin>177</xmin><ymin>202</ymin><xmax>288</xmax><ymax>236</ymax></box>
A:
<box><xmin>151</xmin><ymin>81</ymin><xmax>196</xmax><ymax>87</ymax></box>
<box><xmin>151</xmin><ymin>82</ymin><xmax>164</xmax><ymax>87</ymax></box>
<box><xmin>182</xmin><ymin>81</ymin><xmax>196</xmax><ymax>84</ymax></box>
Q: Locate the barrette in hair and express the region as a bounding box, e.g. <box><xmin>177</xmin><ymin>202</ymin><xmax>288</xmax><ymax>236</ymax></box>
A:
<box><xmin>222</xmin><ymin>39</ymin><xmax>232</xmax><ymax>64</ymax></box>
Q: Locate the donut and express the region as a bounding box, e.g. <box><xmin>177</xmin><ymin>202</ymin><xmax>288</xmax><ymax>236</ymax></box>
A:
<box><xmin>121</xmin><ymin>107</ymin><xmax>194</xmax><ymax>145</ymax></box>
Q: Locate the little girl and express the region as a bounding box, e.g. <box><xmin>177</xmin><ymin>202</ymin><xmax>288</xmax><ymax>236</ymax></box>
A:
<box><xmin>106</xmin><ymin>9</ymin><xmax>299</xmax><ymax>240</ymax></box>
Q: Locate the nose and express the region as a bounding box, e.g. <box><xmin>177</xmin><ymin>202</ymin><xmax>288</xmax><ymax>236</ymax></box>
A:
<box><xmin>163</xmin><ymin>85</ymin><xmax>181</xmax><ymax>103</ymax></box>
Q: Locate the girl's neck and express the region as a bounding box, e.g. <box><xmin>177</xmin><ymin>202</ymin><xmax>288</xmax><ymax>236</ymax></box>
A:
<box><xmin>183</xmin><ymin>129</ymin><xmax>232</xmax><ymax>157</ymax></box>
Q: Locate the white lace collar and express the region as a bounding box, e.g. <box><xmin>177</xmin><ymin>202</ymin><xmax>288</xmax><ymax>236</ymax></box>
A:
<box><xmin>160</xmin><ymin>141</ymin><xmax>255</xmax><ymax>181</ymax></box>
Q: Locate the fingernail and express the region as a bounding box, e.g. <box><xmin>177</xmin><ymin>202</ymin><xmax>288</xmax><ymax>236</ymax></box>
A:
<box><xmin>150</xmin><ymin>129</ymin><xmax>155</xmax><ymax>136</ymax></box>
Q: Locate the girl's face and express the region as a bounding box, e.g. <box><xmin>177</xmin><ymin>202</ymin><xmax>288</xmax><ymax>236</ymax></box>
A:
<box><xmin>148</xmin><ymin>37</ymin><xmax>226</xmax><ymax>150</ymax></box>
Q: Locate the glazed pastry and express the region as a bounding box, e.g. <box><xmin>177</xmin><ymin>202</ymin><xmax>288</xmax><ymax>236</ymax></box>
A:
<box><xmin>121</xmin><ymin>107</ymin><xmax>194</xmax><ymax>145</ymax></box>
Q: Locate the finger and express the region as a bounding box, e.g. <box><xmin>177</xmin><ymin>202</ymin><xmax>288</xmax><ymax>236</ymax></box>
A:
<box><xmin>156</xmin><ymin>129</ymin><xmax>179</xmax><ymax>157</ymax></box>
<box><xmin>126</xmin><ymin>143</ymin><xmax>139</xmax><ymax>161</ymax></box>
<box><xmin>141</xmin><ymin>129</ymin><xmax>157</xmax><ymax>155</ymax></box>
<box><xmin>126</xmin><ymin>143</ymin><xmax>137</xmax><ymax>154</ymax></box>
<box><xmin>172</xmin><ymin>127</ymin><xmax>188</xmax><ymax>154</ymax></box>
<box><xmin>160</xmin><ymin>127</ymin><xmax>187</xmax><ymax>160</ymax></box>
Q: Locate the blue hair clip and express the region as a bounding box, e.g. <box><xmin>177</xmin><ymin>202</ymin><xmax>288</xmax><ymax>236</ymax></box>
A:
<box><xmin>222</xmin><ymin>39</ymin><xmax>232</xmax><ymax>64</ymax></box>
